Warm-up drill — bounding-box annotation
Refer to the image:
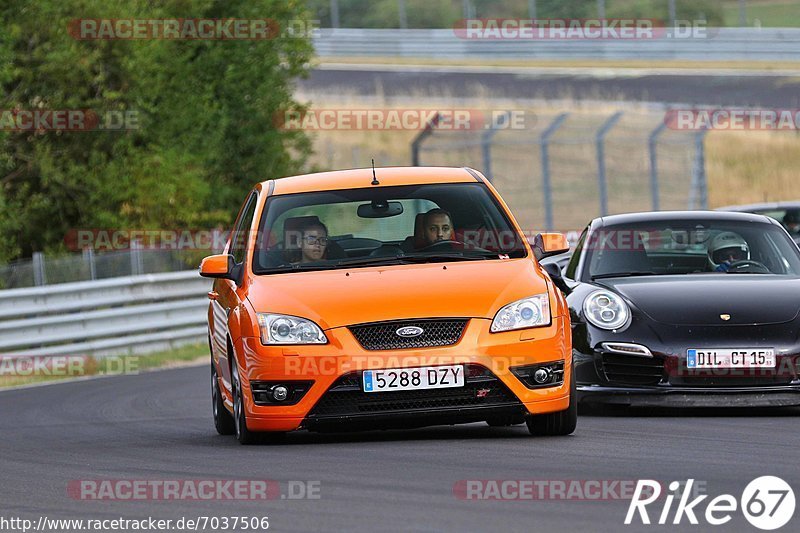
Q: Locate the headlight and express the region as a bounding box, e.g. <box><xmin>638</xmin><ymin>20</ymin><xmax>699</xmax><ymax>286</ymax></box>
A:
<box><xmin>490</xmin><ymin>294</ymin><xmax>551</xmax><ymax>333</ymax></box>
<box><xmin>257</xmin><ymin>313</ymin><xmax>328</xmax><ymax>344</ymax></box>
<box><xmin>583</xmin><ymin>290</ymin><xmax>630</xmax><ymax>331</ymax></box>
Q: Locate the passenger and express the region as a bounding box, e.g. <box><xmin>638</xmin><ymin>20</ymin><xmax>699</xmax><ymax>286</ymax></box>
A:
<box><xmin>783</xmin><ymin>210</ymin><xmax>800</xmax><ymax>236</ymax></box>
<box><xmin>421</xmin><ymin>208</ymin><xmax>454</xmax><ymax>247</ymax></box>
<box><xmin>298</xmin><ymin>220</ymin><xmax>328</xmax><ymax>263</ymax></box>
<box><xmin>284</xmin><ymin>219</ymin><xmax>329</xmax><ymax>263</ymax></box>
<box><xmin>708</xmin><ymin>231</ymin><xmax>749</xmax><ymax>272</ymax></box>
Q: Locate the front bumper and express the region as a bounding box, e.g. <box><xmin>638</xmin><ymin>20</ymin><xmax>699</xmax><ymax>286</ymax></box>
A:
<box><xmin>575</xmin><ymin>342</ymin><xmax>800</xmax><ymax>407</ymax></box>
<box><xmin>578</xmin><ymin>385</ymin><xmax>800</xmax><ymax>408</ymax></box>
<box><xmin>236</xmin><ymin>316</ymin><xmax>571</xmax><ymax>432</ymax></box>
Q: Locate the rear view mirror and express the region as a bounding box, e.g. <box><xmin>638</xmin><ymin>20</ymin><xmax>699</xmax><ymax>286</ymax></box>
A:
<box><xmin>357</xmin><ymin>200</ymin><xmax>404</xmax><ymax>218</ymax></box>
<box><xmin>533</xmin><ymin>233</ymin><xmax>570</xmax><ymax>260</ymax></box>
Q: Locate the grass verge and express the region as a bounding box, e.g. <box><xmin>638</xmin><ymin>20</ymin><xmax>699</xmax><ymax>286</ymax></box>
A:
<box><xmin>0</xmin><ymin>342</ymin><xmax>207</xmax><ymax>390</ymax></box>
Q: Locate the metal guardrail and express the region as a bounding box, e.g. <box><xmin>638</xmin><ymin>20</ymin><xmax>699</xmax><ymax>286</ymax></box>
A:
<box><xmin>0</xmin><ymin>270</ymin><xmax>209</xmax><ymax>357</ymax></box>
<box><xmin>313</xmin><ymin>28</ymin><xmax>800</xmax><ymax>61</ymax></box>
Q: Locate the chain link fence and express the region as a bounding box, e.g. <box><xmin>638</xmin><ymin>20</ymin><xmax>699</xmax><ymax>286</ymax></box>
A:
<box><xmin>412</xmin><ymin>109</ymin><xmax>706</xmax><ymax>233</ymax></box>
<box><xmin>0</xmin><ymin>247</ymin><xmax>202</xmax><ymax>290</ymax></box>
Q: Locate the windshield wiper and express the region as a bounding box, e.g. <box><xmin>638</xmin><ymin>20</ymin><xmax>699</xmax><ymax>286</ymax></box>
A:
<box><xmin>591</xmin><ymin>271</ymin><xmax>656</xmax><ymax>280</ymax></box>
<box><xmin>400</xmin><ymin>252</ymin><xmax>491</xmax><ymax>262</ymax></box>
<box><xmin>334</xmin><ymin>252</ymin><xmax>500</xmax><ymax>268</ymax></box>
<box><xmin>333</xmin><ymin>256</ymin><xmax>412</xmax><ymax>268</ymax></box>
<box><xmin>259</xmin><ymin>263</ymin><xmax>339</xmax><ymax>274</ymax></box>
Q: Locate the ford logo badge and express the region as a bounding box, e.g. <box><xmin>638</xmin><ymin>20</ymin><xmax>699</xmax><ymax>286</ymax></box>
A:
<box><xmin>396</xmin><ymin>326</ymin><xmax>424</xmax><ymax>338</ymax></box>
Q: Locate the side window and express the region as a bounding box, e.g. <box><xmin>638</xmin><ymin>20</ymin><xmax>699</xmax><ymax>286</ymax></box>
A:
<box><xmin>565</xmin><ymin>228</ymin><xmax>587</xmax><ymax>279</ymax></box>
<box><xmin>230</xmin><ymin>192</ymin><xmax>258</xmax><ymax>265</ymax></box>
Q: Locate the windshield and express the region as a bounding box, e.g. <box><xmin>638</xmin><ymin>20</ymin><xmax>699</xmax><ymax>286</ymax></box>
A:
<box><xmin>581</xmin><ymin>220</ymin><xmax>800</xmax><ymax>280</ymax></box>
<box><xmin>252</xmin><ymin>182</ymin><xmax>527</xmax><ymax>274</ymax></box>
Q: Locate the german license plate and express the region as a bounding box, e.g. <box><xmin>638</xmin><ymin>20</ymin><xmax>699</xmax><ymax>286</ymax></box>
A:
<box><xmin>362</xmin><ymin>365</ymin><xmax>465</xmax><ymax>393</ymax></box>
<box><xmin>687</xmin><ymin>349</ymin><xmax>775</xmax><ymax>369</ymax></box>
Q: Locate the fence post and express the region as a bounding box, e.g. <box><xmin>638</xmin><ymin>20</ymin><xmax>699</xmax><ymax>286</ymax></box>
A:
<box><xmin>130</xmin><ymin>239</ymin><xmax>143</xmax><ymax>276</ymax></box>
<box><xmin>690</xmin><ymin>127</ymin><xmax>709</xmax><ymax>209</ymax></box>
<box><xmin>410</xmin><ymin>112</ymin><xmax>440</xmax><ymax>166</ymax></box>
<box><xmin>32</xmin><ymin>251</ymin><xmax>46</xmax><ymax>286</ymax></box>
<box><xmin>481</xmin><ymin>111</ymin><xmax>510</xmax><ymax>182</ymax></box>
<box><xmin>83</xmin><ymin>247</ymin><xmax>97</xmax><ymax>280</ymax></box>
<box><xmin>648</xmin><ymin>122</ymin><xmax>667</xmax><ymax>211</ymax></box>
<box><xmin>595</xmin><ymin>111</ymin><xmax>623</xmax><ymax>216</ymax></box>
<box><xmin>539</xmin><ymin>113</ymin><xmax>569</xmax><ymax>231</ymax></box>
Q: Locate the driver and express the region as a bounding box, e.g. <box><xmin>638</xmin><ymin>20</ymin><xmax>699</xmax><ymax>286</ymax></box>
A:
<box><xmin>421</xmin><ymin>208</ymin><xmax>453</xmax><ymax>247</ymax></box>
<box><xmin>708</xmin><ymin>231</ymin><xmax>749</xmax><ymax>272</ymax></box>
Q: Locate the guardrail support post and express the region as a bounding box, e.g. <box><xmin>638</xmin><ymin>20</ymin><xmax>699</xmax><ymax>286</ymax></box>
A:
<box><xmin>539</xmin><ymin>113</ymin><xmax>569</xmax><ymax>231</ymax></box>
<box><xmin>595</xmin><ymin>111</ymin><xmax>623</xmax><ymax>216</ymax></box>
<box><xmin>83</xmin><ymin>247</ymin><xmax>97</xmax><ymax>281</ymax></box>
<box><xmin>32</xmin><ymin>252</ymin><xmax>46</xmax><ymax>286</ymax></box>
<box><xmin>648</xmin><ymin>122</ymin><xmax>667</xmax><ymax>211</ymax></box>
<box><xmin>130</xmin><ymin>240</ymin><xmax>143</xmax><ymax>276</ymax></box>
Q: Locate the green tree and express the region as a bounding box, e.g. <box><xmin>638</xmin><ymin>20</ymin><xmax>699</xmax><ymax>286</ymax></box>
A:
<box><xmin>0</xmin><ymin>0</ymin><xmax>313</xmax><ymax>261</ymax></box>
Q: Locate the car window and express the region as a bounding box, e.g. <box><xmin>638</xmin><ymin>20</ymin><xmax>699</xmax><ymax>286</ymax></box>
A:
<box><xmin>230</xmin><ymin>192</ymin><xmax>258</xmax><ymax>265</ymax></box>
<box><xmin>252</xmin><ymin>183</ymin><xmax>528</xmax><ymax>274</ymax></box>
<box><xmin>273</xmin><ymin>199</ymin><xmax>437</xmax><ymax>242</ymax></box>
<box><xmin>581</xmin><ymin>220</ymin><xmax>800</xmax><ymax>280</ymax></box>
<box><xmin>565</xmin><ymin>227</ymin><xmax>587</xmax><ymax>280</ymax></box>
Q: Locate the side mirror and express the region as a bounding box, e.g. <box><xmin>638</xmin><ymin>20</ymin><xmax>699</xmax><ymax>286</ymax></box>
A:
<box><xmin>542</xmin><ymin>262</ymin><xmax>572</xmax><ymax>295</ymax></box>
<box><xmin>199</xmin><ymin>254</ymin><xmax>235</xmax><ymax>279</ymax></box>
<box><xmin>533</xmin><ymin>232</ymin><xmax>570</xmax><ymax>260</ymax></box>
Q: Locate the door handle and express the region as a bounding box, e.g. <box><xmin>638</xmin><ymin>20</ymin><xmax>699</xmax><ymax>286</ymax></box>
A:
<box><xmin>207</xmin><ymin>291</ymin><xmax>219</xmax><ymax>300</ymax></box>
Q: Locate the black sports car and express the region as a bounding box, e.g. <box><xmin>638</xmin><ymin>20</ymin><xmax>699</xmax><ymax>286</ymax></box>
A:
<box><xmin>543</xmin><ymin>211</ymin><xmax>800</xmax><ymax>407</ymax></box>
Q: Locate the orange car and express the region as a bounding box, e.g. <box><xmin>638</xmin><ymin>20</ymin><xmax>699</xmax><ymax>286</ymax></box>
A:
<box><xmin>201</xmin><ymin>166</ymin><xmax>574</xmax><ymax>443</ymax></box>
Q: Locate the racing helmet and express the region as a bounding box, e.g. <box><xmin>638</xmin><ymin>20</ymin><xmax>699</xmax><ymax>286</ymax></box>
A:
<box><xmin>708</xmin><ymin>231</ymin><xmax>749</xmax><ymax>269</ymax></box>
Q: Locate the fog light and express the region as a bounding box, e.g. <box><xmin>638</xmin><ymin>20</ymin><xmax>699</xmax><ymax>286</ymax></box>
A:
<box><xmin>271</xmin><ymin>386</ymin><xmax>289</xmax><ymax>402</ymax></box>
<box><xmin>533</xmin><ymin>368</ymin><xmax>550</xmax><ymax>384</ymax></box>
<box><xmin>511</xmin><ymin>360</ymin><xmax>565</xmax><ymax>389</ymax></box>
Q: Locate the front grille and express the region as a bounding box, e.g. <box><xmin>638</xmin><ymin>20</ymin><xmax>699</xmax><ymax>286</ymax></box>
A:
<box><xmin>601</xmin><ymin>353</ymin><xmax>665</xmax><ymax>386</ymax></box>
<box><xmin>349</xmin><ymin>319</ymin><xmax>468</xmax><ymax>351</ymax></box>
<box><xmin>306</xmin><ymin>364</ymin><xmax>521</xmax><ymax>418</ymax></box>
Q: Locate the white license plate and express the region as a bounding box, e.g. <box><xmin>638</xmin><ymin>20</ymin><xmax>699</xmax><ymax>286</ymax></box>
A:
<box><xmin>362</xmin><ymin>365</ymin><xmax>465</xmax><ymax>393</ymax></box>
<box><xmin>687</xmin><ymin>349</ymin><xmax>775</xmax><ymax>369</ymax></box>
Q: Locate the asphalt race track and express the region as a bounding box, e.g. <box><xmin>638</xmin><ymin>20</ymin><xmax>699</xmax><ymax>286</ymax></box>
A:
<box><xmin>2</xmin><ymin>365</ymin><xmax>799</xmax><ymax>532</ymax></box>
<box><xmin>302</xmin><ymin>65</ymin><xmax>800</xmax><ymax>107</ymax></box>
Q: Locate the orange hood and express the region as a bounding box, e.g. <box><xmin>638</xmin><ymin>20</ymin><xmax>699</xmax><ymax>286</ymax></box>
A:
<box><xmin>246</xmin><ymin>259</ymin><xmax>550</xmax><ymax>329</ymax></box>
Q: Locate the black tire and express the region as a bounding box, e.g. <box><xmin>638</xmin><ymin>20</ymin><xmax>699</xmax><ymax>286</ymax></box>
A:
<box><xmin>211</xmin><ymin>360</ymin><xmax>235</xmax><ymax>435</ymax></box>
<box><xmin>231</xmin><ymin>356</ymin><xmax>287</xmax><ymax>445</ymax></box>
<box><xmin>231</xmin><ymin>356</ymin><xmax>261</xmax><ymax>445</ymax></box>
<box><xmin>526</xmin><ymin>373</ymin><xmax>577</xmax><ymax>436</ymax></box>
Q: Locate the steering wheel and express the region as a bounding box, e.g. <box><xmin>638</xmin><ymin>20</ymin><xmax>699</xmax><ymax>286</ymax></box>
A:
<box><xmin>417</xmin><ymin>240</ymin><xmax>465</xmax><ymax>252</ymax></box>
<box><xmin>727</xmin><ymin>259</ymin><xmax>770</xmax><ymax>273</ymax></box>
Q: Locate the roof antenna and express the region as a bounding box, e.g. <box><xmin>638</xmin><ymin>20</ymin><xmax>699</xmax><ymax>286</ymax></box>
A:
<box><xmin>371</xmin><ymin>159</ymin><xmax>380</xmax><ymax>185</ymax></box>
